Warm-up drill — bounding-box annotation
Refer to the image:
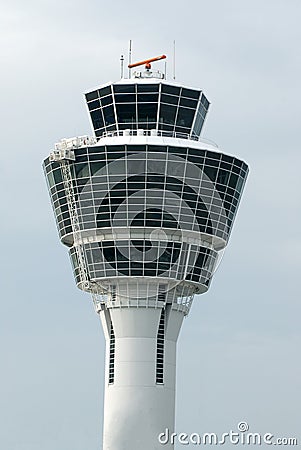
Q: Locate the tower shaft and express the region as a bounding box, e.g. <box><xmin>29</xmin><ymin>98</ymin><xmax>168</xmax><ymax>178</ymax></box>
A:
<box><xmin>100</xmin><ymin>304</ymin><xmax>184</xmax><ymax>449</ymax></box>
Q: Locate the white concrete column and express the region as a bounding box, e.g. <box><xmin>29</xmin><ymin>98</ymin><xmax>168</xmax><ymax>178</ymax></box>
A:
<box><xmin>99</xmin><ymin>306</ymin><xmax>184</xmax><ymax>450</ymax></box>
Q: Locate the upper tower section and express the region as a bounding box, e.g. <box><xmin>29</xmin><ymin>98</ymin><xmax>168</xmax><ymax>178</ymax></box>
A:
<box><xmin>85</xmin><ymin>76</ymin><xmax>210</xmax><ymax>140</ymax></box>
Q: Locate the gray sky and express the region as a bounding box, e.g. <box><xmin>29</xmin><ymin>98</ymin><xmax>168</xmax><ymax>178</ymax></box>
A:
<box><xmin>1</xmin><ymin>0</ymin><xmax>300</xmax><ymax>448</ymax></box>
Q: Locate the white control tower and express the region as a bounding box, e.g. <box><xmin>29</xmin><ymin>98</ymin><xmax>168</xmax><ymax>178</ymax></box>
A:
<box><xmin>43</xmin><ymin>55</ymin><xmax>249</xmax><ymax>449</ymax></box>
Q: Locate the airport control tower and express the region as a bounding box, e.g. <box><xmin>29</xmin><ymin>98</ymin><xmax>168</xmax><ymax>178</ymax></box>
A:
<box><xmin>43</xmin><ymin>55</ymin><xmax>249</xmax><ymax>450</ymax></box>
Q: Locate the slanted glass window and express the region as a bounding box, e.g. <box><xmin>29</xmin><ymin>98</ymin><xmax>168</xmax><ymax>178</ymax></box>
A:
<box><xmin>85</xmin><ymin>90</ymin><xmax>98</xmax><ymax>102</ymax></box>
<box><xmin>99</xmin><ymin>86</ymin><xmax>111</xmax><ymax>97</ymax></box>
<box><xmin>101</xmin><ymin>95</ymin><xmax>113</xmax><ymax>107</ymax></box>
<box><xmin>138</xmin><ymin>103</ymin><xmax>158</xmax><ymax>123</ymax></box>
<box><xmin>176</xmin><ymin>107</ymin><xmax>195</xmax><ymax>129</ymax></box>
<box><xmin>116</xmin><ymin>103</ymin><xmax>136</xmax><ymax>124</ymax></box>
<box><xmin>161</xmin><ymin>94</ymin><xmax>179</xmax><ymax>105</ymax></box>
<box><xmin>88</xmin><ymin>99</ymin><xmax>100</xmax><ymax>110</ymax></box>
<box><xmin>90</xmin><ymin>109</ymin><xmax>104</xmax><ymax>129</ymax></box>
<box><xmin>181</xmin><ymin>88</ymin><xmax>200</xmax><ymax>100</ymax></box>
<box><xmin>114</xmin><ymin>93</ymin><xmax>136</xmax><ymax>103</ymax></box>
<box><xmin>102</xmin><ymin>105</ymin><xmax>115</xmax><ymax>126</ymax></box>
<box><xmin>137</xmin><ymin>84</ymin><xmax>159</xmax><ymax>93</ymax></box>
<box><xmin>162</xmin><ymin>84</ymin><xmax>180</xmax><ymax>96</ymax></box>
<box><xmin>137</xmin><ymin>93</ymin><xmax>159</xmax><ymax>103</ymax></box>
<box><xmin>200</xmin><ymin>94</ymin><xmax>210</xmax><ymax>109</ymax></box>
<box><xmin>113</xmin><ymin>84</ymin><xmax>136</xmax><ymax>93</ymax></box>
<box><xmin>159</xmin><ymin>104</ymin><xmax>177</xmax><ymax>125</ymax></box>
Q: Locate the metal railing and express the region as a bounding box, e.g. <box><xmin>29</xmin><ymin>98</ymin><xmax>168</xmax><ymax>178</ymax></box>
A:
<box><xmin>98</xmin><ymin>129</ymin><xmax>218</xmax><ymax>147</ymax></box>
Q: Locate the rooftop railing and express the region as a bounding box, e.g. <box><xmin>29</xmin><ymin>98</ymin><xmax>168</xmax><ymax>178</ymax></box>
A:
<box><xmin>52</xmin><ymin>130</ymin><xmax>218</xmax><ymax>153</ymax></box>
<box><xmin>99</xmin><ymin>129</ymin><xmax>218</xmax><ymax>147</ymax></box>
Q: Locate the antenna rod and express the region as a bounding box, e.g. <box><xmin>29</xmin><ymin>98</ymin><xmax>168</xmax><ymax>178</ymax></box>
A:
<box><xmin>120</xmin><ymin>55</ymin><xmax>124</xmax><ymax>79</ymax></box>
<box><xmin>128</xmin><ymin>40</ymin><xmax>132</xmax><ymax>78</ymax></box>
<box><xmin>173</xmin><ymin>40</ymin><xmax>176</xmax><ymax>80</ymax></box>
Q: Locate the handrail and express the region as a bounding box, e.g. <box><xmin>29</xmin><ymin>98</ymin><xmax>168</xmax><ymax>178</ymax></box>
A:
<box><xmin>98</xmin><ymin>129</ymin><xmax>218</xmax><ymax>147</ymax></box>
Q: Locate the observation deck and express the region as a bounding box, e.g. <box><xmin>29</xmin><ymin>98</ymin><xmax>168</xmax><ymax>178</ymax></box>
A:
<box><xmin>85</xmin><ymin>75</ymin><xmax>210</xmax><ymax>140</ymax></box>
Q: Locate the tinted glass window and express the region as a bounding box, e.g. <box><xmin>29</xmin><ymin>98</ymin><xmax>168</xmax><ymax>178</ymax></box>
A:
<box><xmin>116</xmin><ymin>103</ymin><xmax>136</xmax><ymax>123</ymax></box>
<box><xmin>161</xmin><ymin>94</ymin><xmax>179</xmax><ymax>105</ymax></box>
<box><xmin>88</xmin><ymin>99</ymin><xmax>100</xmax><ymax>110</ymax></box>
<box><xmin>162</xmin><ymin>84</ymin><xmax>180</xmax><ymax>96</ymax></box>
<box><xmin>99</xmin><ymin>86</ymin><xmax>111</xmax><ymax>97</ymax></box>
<box><xmin>102</xmin><ymin>105</ymin><xmax>115</xmax><ymax>125</ymax></box>
<box><xmin>159</xmin><ymin>104</ymin><xmax>177</xmax><ymax>125</ymax></box>
<box><xmin>180</xmin><ymin>97</ymin><xmax>197</xmax><ymax>108</ymax></box>
<box><xmin>90</xmin><ymin>109</ymin><xmax>104</xmax><ymax>129</ymax></box>
<box><xmin>113</xmin><ymin>84</ymin><xmax>136</xmax><ymax>93</ymax></box>
<box><xmin>201</xmin><ymin>94</ymin><xmax>210</xmax><ymax>109</ymax></box>
<box><xmin>138</xmin><ymin>103</ymin><xmax>158</xmax><ymax>122</ymax></box>
<box><xmin>176</xmin><ymin>107</ymin><xmax>195</xmax><ymax>128</ymax></box>
<box><xmin>85</xmin><ymin>90</ymin><xmax>98</xmax><ymax>102</ymax></box>
<box><xmin>137</xmin><ymin>93</ymin><xmax>159</xmax><ymax>103</ymax></box>
<box><xmin>114</xmin><ymin>93</ymin><xmax>136</xmax><ymax>103</ymax></box>
<box><xmin>101</xmin><ymin>95</ymin><xmax>113</xmax><ymax>107</ymax></box>
<box><xmin>137</xmin><ymin>84</ymin><xmax>159</xmax><ymax>92</ymax></box>
<box><xmin>181</xmin><ymin>88</ymin><xmax>200</xmax><ymax>99</ymax></box>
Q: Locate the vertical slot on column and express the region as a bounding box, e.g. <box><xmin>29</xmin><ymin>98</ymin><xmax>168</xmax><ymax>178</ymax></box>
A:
<box><xmin>108</xmin><ymin>322</ymin><xmax>115</xmax><ymax>384</ymax></box>
<box><xmin>156</xmin><ymin>308</ymin><xmax>165</xmax><ymax>384</ymax></box>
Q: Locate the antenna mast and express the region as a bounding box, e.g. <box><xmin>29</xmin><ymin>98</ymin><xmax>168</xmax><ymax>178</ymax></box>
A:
<box><xmin>173</xmin><ymin>40</ymin><xmax>176</xmax><ymax>80</ymax></box>
<box><xmin>128</xmin><ymin>40</ymin><xmax>132</xmax><ymax>78</ymax></box>
<box><xmin>120</xmin><ymin>55</ymin><xmax>124</xmax><ymax>79</ymax></box>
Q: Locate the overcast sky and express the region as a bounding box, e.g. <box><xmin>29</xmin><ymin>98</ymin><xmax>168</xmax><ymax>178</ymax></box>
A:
<box><xmin>1</xmin><ymin>0</ymin><xmax>300</xmax><ymax>449</ymax></box>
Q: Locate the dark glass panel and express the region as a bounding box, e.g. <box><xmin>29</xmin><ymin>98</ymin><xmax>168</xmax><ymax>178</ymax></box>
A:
<box><xmin>180</xmin><ymin>97</ymin><xmax>198</xmax><ymax>108</ymax></box>
<box><xmin>192</xmin><ymin>112</ymin><xmax>204</xmax><ymax>136</ymax></box>
<box><xmin>160</xmin><ymin>124</ymin><xmax>174</xmax><ymax>132</ymax></box>
<box><xmin>114</xmin><ymin>93</ymin><xmax>136</xmax><ymax>103</ymax></box>
<box><xmin>200</xmin><ymin>94</ymin><xmax>210</xmax><ymax>109</ymax></box>
<box><xmin>102</xmin><ymin>105</ymin><xmax>115</xmax><ymax>126</ymax></box>
<box><xmin>89</xmin><ymin>150</ymin><xmax>106</xmax><ymax>161</ymax></box>
<box><xmin>106</xmin><ymin>124</ymin><xmax>117</xmax><ymax>131</ymax></box>
<box><xmin>116</xmin><ymin>103</ymin><xmax>136</xmax><ymax>124</ymax></box>
<box><xmin>148</xmin><ymin>145</ymin><xmax>167</xmax><ymax>152</ymax></box>
<box><xmin>138</xmin><ymin>103</ymin><xmax>158</xmax><ymax>122</ymax></box>
<box><xmin>205</xmin><ymin>157</ymin><xmax>220</xmax><ymax>168</ymax></box>
<box><xmin>181</xmin><ymin>88</ymin><xmax>200</xmax><ymax>100</ymax></box>
<box><xmin>126</xmin><ymin>145</ymin><xmax>146</xmax><ymax>152</ymax></box>
<box><xmin>229</xmin><ymin>173</ymin><xmax>239</xmax><ymax>189</ymax></box>
<box><xmin>221</xmin><ymin>154</ymin><xmax>234</xmax><ymax>164</ymax></box>
<box><xmin>176</xmin><ymin>107</ymin><xmax>195</xmax><ymax>128</ymax></box>
<box><xmin>75</xmin><ymin>148</ymin><xmax>88</xmax><ymax>157</ymax></box>
<box><xmin>161</xmin><ymin>94</ymin><xmax>179</xmax><ymax>105</ymax></box>
<box><xmin>203</xmin><ymin>166</ymin><xmax>218</xmax><ymax>182</ymax></box>
<box><xmin>162</xmin><ymin>84</ymin><xmax>180</xmax><ymax>96</ymax></box>
<box><xmin>113</xmin><ymin>84</ymin><xmax>136</xmax><ymax>93</ymax></box>
<box><xmin>88</xmin><ymin>99</ymin><xmax>100</xmax><ymax>110</ymax></box>
<box><xmin>90</xmin><ymin>161</ymin><xmax>106</xmax><ymax>175</ymax></box>
<box><xmin>101</xmin><ymin>95</ymin><xmax>113</xmax><ymax>107</ymax></box>
<box><xmin>137</xmin><ymin>93</ymin><xmax>159</xmax><ymax>103</ymax></box>
<box><xmin>95</xmin><ymin>129</ymin><xmax>104</xmax><ymax>137</ymax></box>
<box><xmin>53</xmin><ymin>169</ymin><xmax>62</xmax><ymax>184</ymax></box>
<box><xmin>159</xmin><ymin>104</ymin><xmax>177</xmax><ymax>125</ymax></box>
<box><xmin>232</xmin><ymin>164</ymin><xmax>241</xmax><ymax>175</ymax></box>
<box><xmin>98</xmin><ymin>86</ymin><xmax>111</xmax><ymax>97</ymax></box>
<box><xmin>90</xmin><ymin>109</ymin><xmax>104</xmax><ymax>129</ymax></box>
<box><xmin>85</xmin><ymin>90</ymin><xmax>98</xmax><ymax>102</ymax></box>
<box><xmin>137</xmin><ymin>84</ymin><xmax>159</xmax><ymax>92</ymax></box>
